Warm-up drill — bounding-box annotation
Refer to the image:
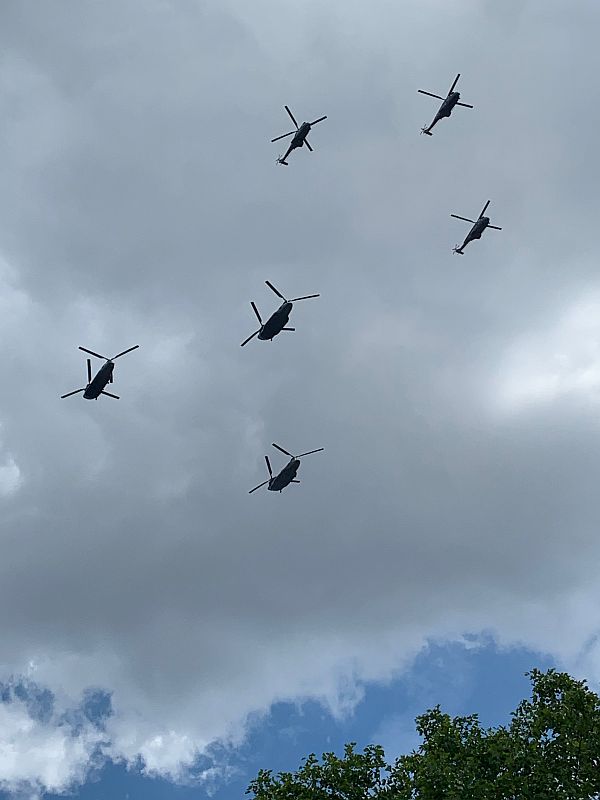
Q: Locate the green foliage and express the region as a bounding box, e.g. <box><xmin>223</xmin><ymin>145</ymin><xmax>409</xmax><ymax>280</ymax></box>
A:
<box><xmin>248</xmin><ymin>743</ymin><xmax>388</xmax><ymax>800</ymax></box>
<box><xmin>247</xmin><ymin>669</ymin><xmax>600</xmax><ymax>799</ymax></box>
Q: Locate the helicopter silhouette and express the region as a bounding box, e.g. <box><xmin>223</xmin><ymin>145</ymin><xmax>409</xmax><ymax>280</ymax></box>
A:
<box><xmin>418</xmin><ymin>73</ymin><xmax>473</xmax><ymax>136</ymax></box>
<box><xmin>271</xmin><ymin>105</ymin><xmax>327</xmax><ymax>165</ymax></box>
<box><xmin>240</xmin><ymin>281</ymin><xmax>319</xmax><ymax>347</ymax></box>
<box><xmin>61</xmin><ymin>345</ymin><xmax>139</xmax><ymax>400</ymax></box>
<box><xmin>249</xmin><ymin>443</ymin><xmax>324</xmax><ymax>494</ymax></box>
<box><xmin>451</xmin><ymin>200</ymin><xmax>502</xmax><ymax>254</ymax></box>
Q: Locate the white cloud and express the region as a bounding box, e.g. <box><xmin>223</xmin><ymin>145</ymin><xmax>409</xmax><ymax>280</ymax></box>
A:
<box><xmin>493</xmin><ymin>290</ymin><xmax>600</xmax><ymax>412</ymax></box>
<box><xmin>0</xmin><ymin>692</ymin><xmax>104</xmax><ymax>798</ymax></box>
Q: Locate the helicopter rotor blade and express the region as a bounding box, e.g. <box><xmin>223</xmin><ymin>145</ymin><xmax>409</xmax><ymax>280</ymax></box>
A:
<box><xmin>251</xmin><ymin>301</ymin><xmax>263</xmax><ymax>324</ymax></box>
<box><xmin>265</xmin><ymin>281</ymin><xmax>286</xmax><ymax>301</ymax></box>
<box><xmin>281</xmin><ymin>327</ymin><xmax>295</xmax><ymax>331</ymax></box>
<box><xmin>449</xmin><ymin>73</ymin><xmax>460</xmax><ymax>94</ymax></box>
<box><xmin>309</xmin><ymin>115</ymin><xmax>327</xmax><ymax>125</ymax></box>
<box><xmin>271</xmin><ymin>130</ymin><xmax>296</xmax><ymax>143</ymax></box>
<box><xmin>86</xmin><ymin>359</ymin><xmax>92</xmax><ymax>383</ymax></box>
<box><xmin>79</xmin><ymin>346</ymin><xmax>108</xmax><ymax>360</ymax></box>
<box><xmin>284</xmin><ymin>105</ymin><xmax>299</xmax><ymax>128</ymax></box>
<box><xmin>265</xmin><ymin>455</ymin><xmax>273</xmax><ymax>477</ymax></box>
<box><xmin>289</xmin><ymin>293</ymin><xmax>320</xmax><ymax>302</ymax></box>
<box><xmin>450</xmin><ymin>214</ymin><xmax>475</xmax><ymax>223</ymax></box>
<box><xmin>60</xmin><ymin>388</ymin><xmax>85</xmax><ymax>399</ymax></box>
<box><xmin>304</xmin><ymin>139</ymin><xmax>313</xmax><ymax>152</ymax></box>
<box><xmin>418</xmin><ymin>90</ymin><xmax>444</xmax><ymax>100</ymax></box>
<box><xmin>240</xmin><ymin>330</ymin><xmax>260</xmax><ymax>347</ymax></box>
<box><xmin>112</xmin><ymin>345</ymin><xmax>139</xmax><ymax>360</ymax></box>
<box><xmin>249</xmin><ymin>479</ymin><xmax>270</xmax><ymax>494</ymax></box>
<box><xmin>488</xmin><ymin>225</ymin><xmax>502</xmax><ymax>230</ymax></box>
<box><xmin>101</xmin><ymin>390</ymin><xmax>120</xmax><ymax>399</ymax></box>
<box><xmin>478</xmin><ymin>200</ymin><xmax>491</xmax><ymax>219</ymax></box>
<box><xmin>456</xmin><ymin>102</ymin><xmax>474</xmax><ymax>108</ymax></box>
<box><xmin>297</xmin><ymin>447</ymin><xmax>324</xmax><ymax>458</ymax></box>
<box><xmin>272</xmin><ymin>443</ymin><xmax>293</xmax><ymax>457</ymax></box>
<box><xmin>291</xmin><ymin>479</ymin><xmax>300</xmax><ymax>483</ymax></box>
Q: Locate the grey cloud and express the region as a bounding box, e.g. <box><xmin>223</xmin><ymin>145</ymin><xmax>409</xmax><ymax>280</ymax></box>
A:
<box><xmin>0</xmin><ymin>0</ymin><xmax>600</xmax><ymax>792</ymax></box>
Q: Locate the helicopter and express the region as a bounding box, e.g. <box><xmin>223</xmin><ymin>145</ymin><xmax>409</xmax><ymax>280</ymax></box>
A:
<box><xmin>418</xmin><ymin>73</ymin><xmax>473</xmax><ymax>136</ymax></box>
<box><xmin>61</xmin><ymin>345</ymin><xmax>139</xmax><ymax>400</ymax></box>
<box><xmin>451</xmin><ymin>200</ymin><xmax>502</xmax><ymax>254</ymax></box>
<box><xmin>271</xmin><ymin>105</ymin><xmax>327</xmax><ymax>165</ymax></box>
<box><xmin>240</xmin><ymin>281</ymin><xmax>319</xmax><ymax>347</ymax></box>
<box><xmin>249</xmin><ymin>443</ymin><xmax>324</xmax><ymax>494</ymax></box>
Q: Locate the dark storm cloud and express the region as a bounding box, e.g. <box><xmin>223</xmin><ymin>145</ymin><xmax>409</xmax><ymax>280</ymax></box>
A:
<box><xmin>0</xmin><ymin>0</ymin><xmax>600</xmax><ymax>792</ymax></box>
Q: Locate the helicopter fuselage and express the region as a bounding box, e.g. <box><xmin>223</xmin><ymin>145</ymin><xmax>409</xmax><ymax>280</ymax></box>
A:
<box><xmin>465</xmin><ymin>216</ymin><xmax>489</xmax><ymax>243</ymax></box>
<box><xmin>290</xmin><ymin>122</ymin><xmax>311</xmax><ymax>149</ymax></box>
<box><xmin>268</xmin><ymin>458</ymin><xmax>300</xmax><ymax>492</ymax></box>
<box><xmin>258</xmin><ymin>301</ymin><xmax>293</xmax><ymax>341</ymax></box>
<box><xmin>84</xmin><ymin>361</ymin><xmax>114</xmax><ymax>399</ymax></box>
<box><xmin>435</xmin><ymin>91</ymin><xmax>460</xmax><ymax>122</ymax></box>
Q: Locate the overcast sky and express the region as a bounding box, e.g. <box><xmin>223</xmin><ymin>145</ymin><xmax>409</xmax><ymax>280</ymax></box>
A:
<box><xmin>1</xmin><ymin>0</ymin><xmax>600</xmax><ymax>796</ymax></box>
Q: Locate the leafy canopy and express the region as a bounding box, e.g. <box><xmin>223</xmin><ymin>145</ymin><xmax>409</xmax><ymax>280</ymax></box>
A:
<box><xmin>247</xmin><ymin>669</ymin><xmax>600</xmax><ymax>799</ymax></box>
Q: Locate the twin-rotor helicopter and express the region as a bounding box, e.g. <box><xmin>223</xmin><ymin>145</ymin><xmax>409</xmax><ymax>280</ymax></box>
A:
<box><xmin>249</xmin><ymin>443</ymin><xmax>324</xmax><ymax>494</ymax></box>
<box><xmin>241</xmin><ymin>281</ymin><xmax>319</xmax><ymax>347</ymax></box>
<box><xmin>61</xmin><ymin>345</ymin><xmax>139</xmax><ymax>400</ymax></box>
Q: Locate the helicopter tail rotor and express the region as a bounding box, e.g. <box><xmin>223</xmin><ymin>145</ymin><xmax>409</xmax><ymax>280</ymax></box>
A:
<box><xmin>420</xmin><ymin>126</ymin><xmax>433</xmax><ymax>136</ymax></box>
<box><xmin>453</xmin><ymin>245</ymin><xmax>464</xmax><ymax>255</ymax></box>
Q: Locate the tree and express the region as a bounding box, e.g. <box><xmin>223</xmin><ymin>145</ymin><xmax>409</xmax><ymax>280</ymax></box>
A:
<box><xmin>247</xmin><ymin>669</ymin><xmax>600</xmax><ymax>799</ymax></box>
